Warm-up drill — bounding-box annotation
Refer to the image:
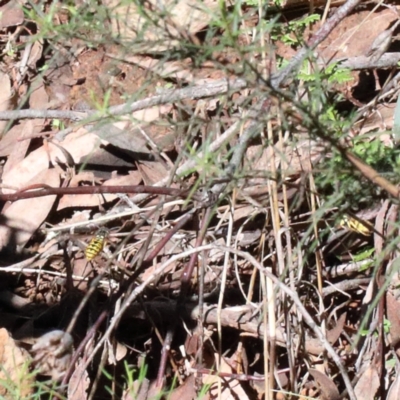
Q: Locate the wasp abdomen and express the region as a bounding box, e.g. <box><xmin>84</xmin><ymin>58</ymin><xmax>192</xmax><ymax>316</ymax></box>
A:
<box><xmin>85</xmin><ymin>228</ymin><xmax>109</xmax><ymax>261</ymax></box>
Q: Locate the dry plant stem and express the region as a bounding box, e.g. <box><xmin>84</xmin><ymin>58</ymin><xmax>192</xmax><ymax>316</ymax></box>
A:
<box><xmin>144</xmin><ymin>209</ymin><xmax>197</xmax><ymax>264</ymax></box>
<box><xmin>88</xmin><ymin>335</ymin><xmax>110</xmax><ymax>400</ymax></box>
<box><xmin>207</xmin><ymin>101</ymin><xmax>271</xmax><ymax>204</ymax></box>
<box><xmin>154</xmin><ymin>208</ymin><xmax>213</xmax><ymax>385</ymax></box>
<box><xmin>339</xmin><ymin>53</ymin><xmax>400</xmax><ymax>70</ymax></box>
<box><xmin>217</xmin><ymin>202</ymin><xmax>234</xmax><ymax>389</ymax></box>
<box><xmin>266</xmin><ymin>119</ymin><xmax>278</xmax><ymax>399</ymax></box>
<box><xmin>66</xmin><ymin>275</ymin><xmax>103</xmax><ymax>334</ymax></box>
<box><xmin>178</xmin><ymin>207</ymin><xmax>213</xmax><ymax>303</ymax></box>
<box><xmin>322</xmin><ymin>278</ymin><xmax>371</xmax><ymax>297</ymax></box>
<box><xmin>0</xmin><ymin>184</ymin><xmax>194</xmax><ymax>202</ymax></box>
<box><xmin>270</xmin><ymin>0</ymin><xmax>362</xmax><ymax>89</ymax></box>
<box><xmin>156</xmin><ymin>328</ymin><xmax>175</xmax><ymax>388</ymax></box>
<box><xmin>218</xmin><ymin>246</ymin><xmax>357</xmax><ymax>400</ymax></box>
<box><xmin>151</xmin><ymin>208</ymin><xmax>200</xmax><ymax>389</ymax></box>
<box><xmin>277</xmin><ymin>117</ymin><xmax>296</xmax><ymax>392</ymax></box>
<box><xmin>61</xmin><ymin>310</ymin><xmax>108</xmax><ymax>388</ymax></box>
<box><xmin>130</xmin><ymin>201</ymin><xmax>167</xmax><ymax>268</ymax></box>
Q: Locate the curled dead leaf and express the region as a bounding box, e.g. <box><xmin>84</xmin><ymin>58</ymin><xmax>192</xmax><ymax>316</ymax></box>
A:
<box><xmin>0</xmin><ymin>328</ymin><xmax>34</xmax><ymax>398</ymax></box>
<box><xmin>31</xmin><ymin>330</ymin><xmax>74</xmax><ymax>381</ymax></box>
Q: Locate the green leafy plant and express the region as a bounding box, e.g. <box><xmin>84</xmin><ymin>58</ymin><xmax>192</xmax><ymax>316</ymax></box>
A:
<box><xmin>271</xmin><ymin>14</ymin><xmax>320</xmax><ymax>47</ymax></box>
<box><xmin>315</xmin><ymin>135</ymin><xmax>400</xmax><ymax>211</ymax></box>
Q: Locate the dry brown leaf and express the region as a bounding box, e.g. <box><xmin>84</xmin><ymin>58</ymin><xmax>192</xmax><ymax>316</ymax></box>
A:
<box><xmin>94</xmin><ymin>123</ymin><xmax>149</xmax><ymax>153</ymax></box>
<box><xmin>2</xmin><ymin>78</ymin><xmax>50</xmax><ymax>176</ymax></box>
<box><xmin>122</xmin><ymin>376</ymin><xmax>150</xmax><ymax>400</ymax></box>
<box><xmin>386</xmin><ymin>292</ymin><xmax>400</xmax><ymax>347</ymax></box>
<box><xmin>31</xmin><ymin>330</ymin><xmax>74</xmax><ymax>381</ymax></box>
<box><xmin>57</xmin><ymin>170</ymin><xmax>142</xmax><ymax>210</ymax></box>
<box><xmin>304</xmin><ymin>314</ymin><xmax>346</xmax><ymax>356</ymax></box>
<box><xmin>68</xmin><ymin>358</ymin><xmax>90</xmax><ymax>400</ymax></box>
<box><xmin>203</xmin><ymin>355</ymin><xmax>249</xmax><ymax>400</ymax></box>
<box><xmin>354</xmin><ymin>365</ymin><xmax>380</xmax><ymax>400</ymax></box>
<box><xmin>1</xmin><ymin>128</ymin><xmax>103</xmax><ymax>194</ymax></box>
<box><xmin>387</xmin><ymin>368</ymin><xmax>400</xmax><ymax>400</ymax></box>
<box><xmin>104</xmin><ymin>0</ymin><xmax>218</xmax><ymax>51</ymax></box>
<box><xmin>29</xmin><ymin>78</ymin><xmax>49</xmax><ymax>110</ymax></box>
<box><xmin>168</xmin><ymin>374</ymin><xmax>197</xmax><ymax>400</ymax></box>
<box><xmin>354</xmin><ymin>104</ymin><xmax>396</xmax><ymax>136</ymax></box>
<box><xmin>320</xmin><ymin>9</ymin><xmax>397</xmax><ymax>61</ymax></box>
<box><xmin>326</xmin><ymin>313</ymin><xmax>346</xmax><ymax>344</ymax></box>
<box><xmin>0</xmin><ymin>71</ymin><xmax>13</xmax><ymax>138</ymax></box>
<box><xmin>131</xmin><ymin>104</ymin><xmax>173</xmax><ymax>123</ymax></box>
<box><xmin>118</xmin><ymin>55</ymin><xmax>194</xmax><ymax>81</ymax></box>
<box><xmin>27</xmin><ymin>40</ymin><xmax>44</xmax><ymax>70</ymax></box>
<box><xmin>108</xmin><ymin>340</ymin><xmax>128</xmax><ymax>364</ymax></box>
<box><xmin>2</xmin><ymin>120</ymin><xmax>34</xmax><ymax>177</ymax></box>
<box><xmin>0</xmin><ymin>168</ymin><xmax>59</xmax><ymax>250</ymax></box>
<box><xmin>309</xmin><ymin>369</ymin><xmax>340</xmax><ymax>400</ymax></box>
<box><xmin>0</xmin><ymin>1</ymin><xmax>24</xmax><ymax>29</ymax></box>
<box><xmin>0</xmin><ymin>123</ymin><xmax>26</xmax><ymax>157</ymax></box>
<box><xmin>0</xmin><ymin>328</ymin><xmax>33</xmax><ymax>399</ymax></box>
<box><xmin>137</xmin><ymin>160</ymin><xmax>169</xmax><ymax>185</ymax></box>
<box><xmin>245</xmin><ymin>137</ymin><xmax>321</xmax><ymax>183</ymax></box>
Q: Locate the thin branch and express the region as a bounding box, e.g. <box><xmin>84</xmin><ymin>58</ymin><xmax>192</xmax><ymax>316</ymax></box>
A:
<box><xmin>0</xmin><ymin>78</ymin><xmax>248</xmax><ymax>122</ymax></box>
<box><xmin>0</xmin><ymin>184</ymin><xmax>194</xmax><ymax>202</ymax></box>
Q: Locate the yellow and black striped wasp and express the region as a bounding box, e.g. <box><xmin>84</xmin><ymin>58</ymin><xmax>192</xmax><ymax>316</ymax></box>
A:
<box><xmin>338</xmin><ymin>214</ymin><xmax>374</xmax><ymax>237</ymax></box>
<box><xmin>84</xmin><ymin>227</ymin><xmax>110</xmax><ymax>261</ymax></box>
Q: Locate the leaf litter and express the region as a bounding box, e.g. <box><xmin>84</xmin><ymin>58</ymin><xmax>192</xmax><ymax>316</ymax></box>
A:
<box><xmin>0</xmin><ymin>0</ymin><xmax>400</xmax><ymax>399</ymax></box>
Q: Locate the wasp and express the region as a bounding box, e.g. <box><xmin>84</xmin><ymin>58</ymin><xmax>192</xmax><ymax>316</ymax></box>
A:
<box><xmin>85</xmin><ymin>228</ymin><xmax>110</xmax><ymax>261</ymax></box>
<box><xmin>339</xmin><ymin>214</ymin><xmax>373</xmax><ymax>237</ymax></box>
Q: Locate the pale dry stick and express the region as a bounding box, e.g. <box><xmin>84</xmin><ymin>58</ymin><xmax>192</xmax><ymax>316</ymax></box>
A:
<box><xmin>309</xmin><ymin>175</ymin><xmax>324</xmax><ymax>296</ymax></box>
<box><xmin>216</xmin><ymin>199</ymin><xmax>234</xmax><ymax>396</ymax></box>
<box><xmin>320</xmin><ymin>0</ymin><xmax>332</xmax><ymax>25</ymax></box>
<box><xmin>339</xmin><ymin>53</ymin><xmax>400</xmax><ymax>70</ymax></box>
<box><xmin>66</xmin><ymin>275</ymin><xmax>103</xmax><ymax>335</ymax></box>
<box><xmin>265</xmin><ymin>118</ymin><xmax>279</xmax><ymax>400</ymax></box>
<box><xmin>45</xmin><ymin>199</ymin><xmax>185</xmax><ymax>233</ymax></box>
<box><xmin>258</xmin><ymin>2</ymin><xmax>275</xmax><ymax>396</ymax></box>
<box><xmin>81</xmin><ymin>243</ymin><xmax>355</xmax><ymax>399</ymax></box>
<box><xmin>367</xmin><ymin>19</ymin><xmax>400</xmax><ymax>63</ymax></box>
<box><xmin>137</xmin><ymin>126</ymin><xmax>173</xmax><ymax>169</ymax></box>
<box><xmin>322</xmin><ymin>278</ymin><xmax>371</xmax><ymax>297</ymax></box>
<box><xmin>0</xmin><ymin>78</ymin><xmax>249</xmax><ymax>124</ymax></box>
<box><xmin>0</xmin><ymin>266</ymin><xmax>86</xmax><ymax>281</ymax></box>
<box><xmin>0</xmin><ymin>265</ymin><xmax>115</xmax><ymax>291</ymax></box>
<box><xmin>234</xmin><ymin>210</ymin><xmax>266</xmax><ymax>303</ymax></box>
<box><xmin>308</xmin><ymin>174</ymin><xmax>330</xmax><ymax>373</ymax></box>
<box><xmin>335</xmin><ymin>0</ymin><xmax>386</xmax><ymax>55</ymax></box>
<box><xmin>276</xmin><ymin>121</ymin><xmax>297</xmax><ymax>390</ymax></box>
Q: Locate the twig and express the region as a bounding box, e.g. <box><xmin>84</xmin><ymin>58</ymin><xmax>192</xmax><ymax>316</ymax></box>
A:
<box><xmin>0</xmin><ymin>184</ymin><xmax>194</xmax><ymax>202</ymax></box>
<box><xmin>0</xmin><ymin>78</ymin><xmax>248</xmax><ymax>123</ymax></box>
